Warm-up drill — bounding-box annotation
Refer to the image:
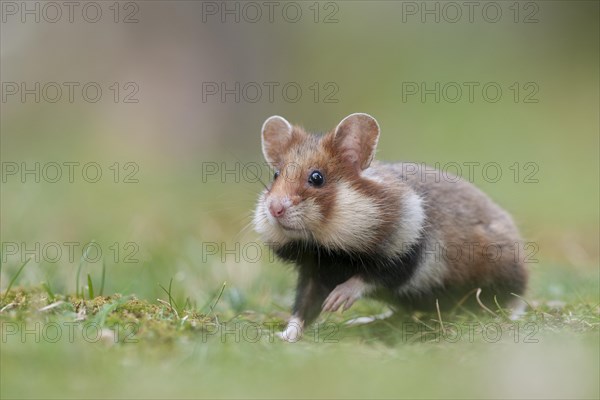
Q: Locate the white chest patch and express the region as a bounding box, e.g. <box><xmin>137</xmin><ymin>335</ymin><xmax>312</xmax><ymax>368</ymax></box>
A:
<box><xmin>314</xmin><ymin>182</ymin><xmax>382</xmax><ymax>253</ymax></box>
<box><xmin>391</xmin><ymin>190</ymin><xmax>426</xmax><ymax>253</ymax></box>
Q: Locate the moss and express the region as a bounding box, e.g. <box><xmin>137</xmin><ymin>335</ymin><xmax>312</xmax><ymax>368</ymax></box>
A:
<box><xmin>0</xmin><ymin>286</ymin><xmax>215</xmax><ymax>344</ymax></box>
<box><xmin>0</xmin><ymin>286</ymin><xmax>60</xmax><ymax>313</ymax></box>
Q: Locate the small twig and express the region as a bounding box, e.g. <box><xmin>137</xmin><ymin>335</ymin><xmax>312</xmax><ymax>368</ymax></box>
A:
<box><xmin>0</xmin><ymin>303</ymin><xmax>15</xmax><ymax>313</ymax></box>
<box><xmin>435</xmin><ymin>298</ymin><xmax>445</xmax><ymax>334</ymax></box>
<box><xmin>493</xmin><ymin>296</ymin><xmax>510</xmax><ymax>320</ymax></box>
<box><xmin>510</xmin><ymin>293</ymin><xmax>537</xmax><ymax>313</ymax></box>
<box><xmin>411</xmin><ymin>314</ymin><xmax>435</xmax><ymax>331</ymax></box>
<box><xmin>450</xmin><ymin>287</ymin><xmax>479</xmax><ymax>314</ymax></box>
<box><xmin>476</xmin><ymin>288</ymin><xmax>498</xmax><ymax>317</ymax></box>
<box><xmin>38</xmin><ymin>301</ymin><xmax>65</xmax><ymax>312</ymax></box>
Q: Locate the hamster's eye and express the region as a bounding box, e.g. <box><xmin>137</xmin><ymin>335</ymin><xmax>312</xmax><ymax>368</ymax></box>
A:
<box><xmin>273</xmin><ymin>171</ymin><xmax>280</xmax><ymax>180</ymax></box>
<box><xmin>308</xmin><ymin>170</ymin><xmax>325</xmax><ymax>187</ymax></box>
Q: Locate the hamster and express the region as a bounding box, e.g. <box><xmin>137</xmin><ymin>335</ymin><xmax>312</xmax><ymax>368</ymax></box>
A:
<box><xmin>253</xmin><ymin>113</ymin><xmax>528</xmax><ymax>341</ymax></box>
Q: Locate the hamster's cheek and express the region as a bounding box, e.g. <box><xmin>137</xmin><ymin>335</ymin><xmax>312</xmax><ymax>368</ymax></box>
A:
<box><xmin>296</xmin><ymin>198</ymin><xmax>323</xmax><ymax>231</ymax></box>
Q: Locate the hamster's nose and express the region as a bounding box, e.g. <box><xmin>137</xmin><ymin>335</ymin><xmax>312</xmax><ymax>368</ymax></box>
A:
<box><xmin>268</xmin><ymin>199</ymin><xmax>286</xmax><ymax>218</ymax></box>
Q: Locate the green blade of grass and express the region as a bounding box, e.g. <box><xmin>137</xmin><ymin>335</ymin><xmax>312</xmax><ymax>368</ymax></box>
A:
<box><xmin>158</xmin><ymin>278</ymin><xmax>180</xmax><ymax>314</ymax></box>
<box><xmin>87</xmin><ymin>273</ymin><xmax>95</xmax><ymax>299</ymax></box>
<box><xmin>99</xmin><ymin>258</ymin><xmax>106</xmax><ymax>296</ymax></box>
<box><xmin>75</xmin><ymin>240</ymin><xmax>98</xmax><ymax>298</ymax></box>
<box><xmin>2</xmin><ymin>258</ymin><xmax>31</xmax><ymax>301</ymax></box>
<box><xmin>209</xmin><ymin>281</ymin><xmax>227</xmax><ymax>314</ymax></box>
<box><xmin>200</xmin><ymin>281</ymin><xmax>227</xmax><ymax>315</ymax></box>
<box><xmin>168</xmin><ymin>278</ymin><xmax>173</xmax><ymax>309</ymax></box>
<box><xmin>42</xmin><ymin>282</ymin><xmax>55</xmax><ymax>301</ymax></box>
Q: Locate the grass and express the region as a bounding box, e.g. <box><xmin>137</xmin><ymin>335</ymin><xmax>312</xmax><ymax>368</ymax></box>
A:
<box><xmin>0</xmin><ymin>260</ymin><xmax>598</xmax><ymax>399</ymax></box>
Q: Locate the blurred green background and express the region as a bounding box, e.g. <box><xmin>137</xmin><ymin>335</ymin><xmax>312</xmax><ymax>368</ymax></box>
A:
<box><xmin>1</xmin><ymin>1</ymin><xmax>598</xmax><ymax>399</ymax></box>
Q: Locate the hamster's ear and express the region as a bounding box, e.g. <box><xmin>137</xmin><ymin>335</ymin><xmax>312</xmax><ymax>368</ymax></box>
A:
<box><xmin>261</xmin><ymin>116</ymin><xmax>292</xmax><ymax>165</ymax></box>
<box><xmin>333</xmin><ymin>113</ymin><xmax>380</xmax><ymax>170</ymax></box>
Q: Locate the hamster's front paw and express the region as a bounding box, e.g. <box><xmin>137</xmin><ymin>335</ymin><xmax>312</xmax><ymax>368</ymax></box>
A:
<box><xmin>277</xmin><ymin>317</ymin><xmax>303</xmax><ymax>342</ymax></box>
<box><xmin>322</xmin><ymin>276</ymin><xmax>367</xmax><ymax>312</ymax></box>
